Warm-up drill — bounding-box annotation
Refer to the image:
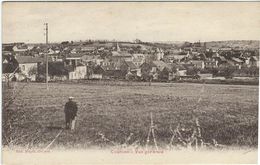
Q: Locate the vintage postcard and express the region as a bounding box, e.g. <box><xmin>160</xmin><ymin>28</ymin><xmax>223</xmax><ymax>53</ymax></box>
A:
<box><xmin>1</xmin><ymin>1</ymin><xmax>259</xmax><ymax>164</ymax></box>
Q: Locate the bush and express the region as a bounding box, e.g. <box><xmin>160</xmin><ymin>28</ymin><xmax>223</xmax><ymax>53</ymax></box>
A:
<box><xmin>186</xmin><ymin>67</ymin><xmax>200</xmax><ymax>76</ymax></box>
<box><xmin>218</xmin><ymin>66</ymin><xmax>236</xmax><ymax>78</ymax></box>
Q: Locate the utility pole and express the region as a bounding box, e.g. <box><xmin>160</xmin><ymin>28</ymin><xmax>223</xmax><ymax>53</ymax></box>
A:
<box><xmin>44</xmin><ymin>23</ymin><xmax>49</xmax><ymax>90</ymax></box>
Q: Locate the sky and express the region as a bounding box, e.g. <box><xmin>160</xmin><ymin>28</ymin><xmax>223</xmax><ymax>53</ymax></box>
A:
<box><xmin>2</xmin><ymin>2</ymin><xmax>260</xmax><ymax>43</ymax></box>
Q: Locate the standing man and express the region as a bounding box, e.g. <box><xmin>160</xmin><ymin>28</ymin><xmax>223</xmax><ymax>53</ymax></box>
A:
<box><xmin>64</xmin><ymin>96</ymin><xmax>78</xmax><ymax>130</ymax></box>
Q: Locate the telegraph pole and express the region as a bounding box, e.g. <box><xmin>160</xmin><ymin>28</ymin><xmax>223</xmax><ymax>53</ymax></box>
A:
<box><xmin>44</xmin><ymin>23</ymin><xmax>49</xmax><ymax>90</ymax></box>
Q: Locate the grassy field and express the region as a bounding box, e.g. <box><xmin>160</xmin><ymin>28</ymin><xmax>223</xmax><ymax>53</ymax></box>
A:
<box><xmin>2</xmin><ymin>82</ymin><xmax>258</xmax><ymax>150</ymax></box>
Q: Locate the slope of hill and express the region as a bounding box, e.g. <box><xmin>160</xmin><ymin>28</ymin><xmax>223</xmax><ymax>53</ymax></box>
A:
<box><xmin>205</xmin><ymin>40</ymin><xmax>259</xmax><ymax>49</ymax></box>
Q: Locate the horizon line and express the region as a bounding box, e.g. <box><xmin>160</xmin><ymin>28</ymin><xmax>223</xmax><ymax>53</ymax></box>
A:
<box><xmin>3</xmin><ymin>39</ymin><xmax>260</xmax><ymax>45</ymax></box>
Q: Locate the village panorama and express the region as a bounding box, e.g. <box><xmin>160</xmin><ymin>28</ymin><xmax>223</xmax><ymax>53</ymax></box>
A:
<box><xmin>3</xmin><ymin>40</ymin><xmax>259</xmax><ymax>83</ymax></box>
<box><xmin>2</xmin><ymin>39</ymin><xmax>259</xmax><ymax>162</ymax></box>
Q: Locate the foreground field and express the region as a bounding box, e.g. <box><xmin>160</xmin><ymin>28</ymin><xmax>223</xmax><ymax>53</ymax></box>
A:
<box><xmin>2</xmin><ymin>82</ymin><xmax>258</xmax><ymax>149</ymax></box>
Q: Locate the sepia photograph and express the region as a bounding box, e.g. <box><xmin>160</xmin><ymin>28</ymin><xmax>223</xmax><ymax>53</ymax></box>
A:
<box><xmin>1</xmin><ymin>1</ymin><xmax>259</xmax><ymax>164</ymax></box>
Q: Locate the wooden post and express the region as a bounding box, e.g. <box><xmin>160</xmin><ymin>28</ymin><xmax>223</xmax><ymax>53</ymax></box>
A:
<box><xmin>44</xmin><ymin>23</ymin><xmax>49</xmax><ymax>90</ymax></box>
<box><xmin>195</xmin><ymin>137</ymin><xmax>198</xmax><ymax>151</ymax></box>
<box><xmin>195</xmin><ymin>118</ymin><xmax>203</xmax><ymax>148</ymax></box>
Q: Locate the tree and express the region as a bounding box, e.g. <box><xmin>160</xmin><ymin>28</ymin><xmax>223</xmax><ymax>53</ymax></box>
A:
<box><xmin>159</xmin><ymin>68</ymin><xmax>170</xmax><ymax>81</ymax></box>
<box><xmin>171</xmin><ymin>65</ymin><xmax>178</xmax><ymax>73</ymax></box>
<box><xmin>2</xmin><ymin>55</ymin><xmax>19</xmax><ymax>87</ymax></box>
<box><xmin>37</xmin><ymin>62</ymin><xmax>69</xmax><ymax>81</ymax></box>
<box><xmin>141</xmin><ymin>73</ymin><xmax>153</xmax><ymax>82</ymax></box>
<box><xmin>137</xmin><ymin>45</ymin><xmax>141</xmax><ymax>49</ymax></box>
<box><xmin>61</xmin><ymin>41</ymin><xmax>69</xmax><ymax>45</ymax></box>
<box><xmin>205</xmin><ymin>49</ymin><xmax>214</xmax><ymax>58</ymax></box>
<box><xmin>200</xmin><ymin>68</ymin><xmax>219</xmax><ymax>76</ymax></box>
<box><xmin>186</xmin><ymin>67</ymin><xmax>200</xmax><ymax>76</ymax></box>
<box><xmin>248</xmin><ymin>66</ymin><xmax>259</xmax><ymax>76</ymax></box>
<box><xmin>28</xmin><ymin>66</ymin><xmax>38</xmax><ymax>77</ymax></box>
<box><xmin>211</xmin><ymin>68</ymin><xmax>219</xmax><ymax>77</ymax></box>
<box><xmin>3</xmin><ymin>55</ymin><xmax>19</xmax><ymax>73</ymax></box>
<box><xmin>219</xmin><ymin>66</ymin><xmax>236</xmax><ymax>79</ymax></box>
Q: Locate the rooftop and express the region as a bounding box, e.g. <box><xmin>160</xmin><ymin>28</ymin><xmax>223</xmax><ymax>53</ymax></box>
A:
<box><xmin>15</xmin><ymin>56</ymin><xmax>43</xmax><ymax>64</ymax></box>
<box><xmin>152</xmin><ymin>60</ymin><xmax>171</xmax><ymax>72</ymax></box>
<box><xmin>125</xmin><ymin>61</ymin><xmax>137</xmax><ymax>69</ymax></box>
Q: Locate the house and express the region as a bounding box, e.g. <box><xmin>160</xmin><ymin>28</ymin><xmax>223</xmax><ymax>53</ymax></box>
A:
<box><xmin>64</xmin><ymin>54</ymin><xmax>84</xmax><ymax>67</ymax></box>
<box><xmin>37</xmin><ymin>61</ymin><xmax>86</xmax><ymax>81</ymax></box>
<box><xmin>176</xmin><ymin>68</ymin><xmax>187</xmax><ymax>77</ymax></box>
<box><xmin>2</xmin><ymin>44</ymin><xmax>14</xmax><ymax>55</ymax></box>
<box><xmin>172</xmin><ymin>63</ymin><xmax>187</xmax><ymax>77</ymax></box>
<box><xmin>219</xmin><ymin>47</ymin><xmax>232</xmax><ymax>51</ymax></box>
<box><xmin>211</xmin><ymin>52</ymin><xmax>220</xmax><ymax>59</ymax></box>
<box><xmin>209</xmin><ymin>47</ymin><xmax>219</xmax><ymax>53</ymax></box>
<box><xmin>216</xmin><ymin>56</ymin><xmax>227</xmax><ymax>64</ymax></box>
<box><xmin>140</xmin><ymin>62</ymin><xmax>156</xmax><ymax>73</ymax></box>
<box><xmin>132</xmin><ymin>53</ymin><xmax>145</xmax><ymax>67</ymax></box>
<box><xmin>13</xmin><ymin>44</ymin><xmax>28</xmax><ymax>52</ymax></box>
<box><xmin>189</xmin><ymin>60</ymin><xmax>205</xmax><ymax>69</ymax></box>
<box><xmin>15</xmin><ymin>56</ymin><xmax>43</xmax><ymax>81</ymax></box>
<box><xmin>61</xmin><ymin>53</ymin><xmax>87</xmax><ymax>80</ymax></box>
<box><xmin>152</xmin><ymin>61</ymin><xmax>172</xmax><ymax>72</ymax></box>
<box><xmin>68</xmin><ymin>63</ymin><xmax>87</xmax><ymax>80</ymax></box>
<box><xmin>95</xmin><ymin>57</ymin><xmax>104</xmax><ymax>66</ymax></box>
<box><xmin>71</xmin><ymin>47</ymin><xmax>82</xmax><ymax>54</ymax></box>
<box><xmin>140</xmin><ymin>61</ymin><xmax>172</xmax><ymax>80</ymax></box>
<box><xmin>102</xmin><ymin>58</ymin><xmax>113</xmax><ymax>67</ymax></box>
<box><xmin>48</xmin><ymin>48</ymin><xmax>55</xmax><ymax>55</ymax></box>
<box><xmin>156</xmin><ymin>48</ymin><xmax>164</xmax><ymax>60</ymax></box>
<box><xmin>169</xmin><ymin>49</ymin><xmax>181</xmax><ymax>54</ymax></box>
<box><xmin>159</xmin><ymin>67</ymin><xmax>173</xmax><ymax>81</ymax></box>
<box><xmin>102</xmin><ymin>66</ymin><xmax>124</xmax><ymax>79</ymax></box>
<box><xmin>101</xmin><ymin>60</ymin><xmax>127</xmax><ymax>79</ymax></box>
<box><xmin>81</xmin><ymin>55</ymin><xmax>104</xmax><ymax>65</ymax></box>
<box><xmin>110</xmin><ymin>43</ymin><xmax>133</xmax><ymax>62</ymax></box>
<box><xmin>48</xmin><ymin>47</ymin><xmax>60</xmax><ymax>54</ymax></box>
<box><xmin>49</xmin><ymin>54</ymin><xmax>63</xmax><ymax>62</ymax></box>
<box><xmin>82</xmin><ymin>55</ymin><xmax>96</xmax><ymax>63</ymax></box>
<box><xmin>171</xmin><ymin>55</ymin><xmax>188</xmax><ymax>62</ymax></box>
<box><xmin>98</xmin><ymin>47</ymin><xmax>105</xmax><ymax>51</ymax></box>
<box><xmin>196</xmin><ymin>53</ymin><xmax>206</xmax><ymax>60</ymax></box>
<box><xmin>82</xmin><ymin>46</ymin><xmax>96</xmax><ymax>52</ymax></box>
<box><xmin>53</xmin><ymin>47</ymin><xmax>61</xmax><ymax>54</ymax></box>
<box><xmin>204</xmin><ymin>60</ymin><xmax>218</xmax><ymax>68</ymax></box>
<box><xmin>62</xmin><ymin>47</ymin><xmax>72</xmax><ymax>54</ymax></box>
<box><xmin>89</xmin><ymin>65</ymin><xmax>105</xmax><ymax>79</ymax></box>
<box><xmin>151</xmin><ymin>61</ymin><xmax>173</xmax><ymax>80</ymax></box>
<box><xmin>228</xmin><ymin>57</ymin><xmax>244</xmax><ymax>69</ymax></box>
<box><xmin>182</xmin><ymin>47</ymin><xmax>192</xmax><ymax>52</ymax></box>
<box><xmin>110</xmin><ymin>51</ymin><xmax>133</xmax><ymax>62</ymax></box>
<box><xmin>105</xmin><ymin>60</ymin><xmax>141</xmax><ymax>79</ymax></box>
<box><xmin>123</xmin><ymin>61</ymin><xmax>141</xmax><ymax>77</ymax></box>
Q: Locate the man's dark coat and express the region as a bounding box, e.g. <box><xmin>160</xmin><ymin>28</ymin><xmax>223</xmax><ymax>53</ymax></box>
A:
<box><xmin>64</xmin><ymin>100</ymin><xmax>78</xmax><ymax>121</ymax></box>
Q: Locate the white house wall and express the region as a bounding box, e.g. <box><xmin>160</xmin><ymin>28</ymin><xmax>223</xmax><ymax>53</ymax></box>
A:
<box><xmin>19</xmin><ymin>63</ymin><xmax>37</xmax><ymax>75</ymax></box>
<box><xmin>69</xmin><ymin>66</ymin><xmax>87</xmax><ymax>80</ymax></box>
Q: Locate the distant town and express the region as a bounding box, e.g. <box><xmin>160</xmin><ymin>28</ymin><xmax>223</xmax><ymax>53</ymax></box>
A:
<box><xmin>2</xmin><ymin>39</ymin><xmax>259</xmax><ymax>83</ymax></box>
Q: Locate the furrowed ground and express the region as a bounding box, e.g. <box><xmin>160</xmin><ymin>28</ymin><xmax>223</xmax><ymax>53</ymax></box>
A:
<box><xmin>2</xmin><ymin>82</ymin><xmax>258</xmax><ymax>149</ymax></box>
